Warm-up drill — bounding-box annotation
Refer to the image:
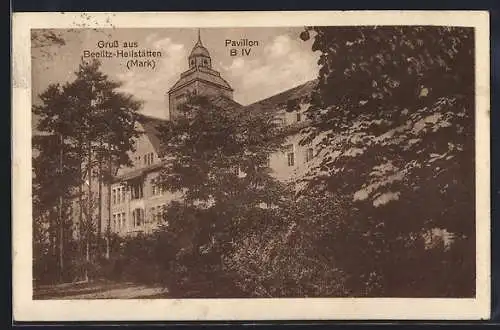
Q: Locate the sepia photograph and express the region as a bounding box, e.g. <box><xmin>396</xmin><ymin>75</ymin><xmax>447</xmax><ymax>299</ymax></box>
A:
<box><xmin>12</xmin><ymin>11</ymin><xmax>490</xmax><ymax>320</ymax></box>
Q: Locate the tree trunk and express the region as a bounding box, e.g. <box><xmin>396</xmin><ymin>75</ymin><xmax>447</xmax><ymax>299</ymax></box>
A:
<box><xmin>87</xmin><ymin>141</ymin><xmax>92</xmax><ymax>280</ymax></box>
<box><xmin>50</xmin><ymin>207</ymin><xmax>57</xmax><ymax>261</ymax></box>
<box><xmin>97</xmin><ymin>141</ymin><xmax>103</xmax><ymax>257</ymax></box>
<box><xmin>50</xmin><ymin>207</ymin><xmax>57</xmax><ymax>282</ymax></box>
<box><xmin>58</xmin><ymin>134</ymin><xmax>64</xmax><ymax>282</ymax></box>
<box><xmin>78</xmin><ymin>149</ymin><xmax>85</xmax><ymax>282</ymax></box>
<box><xmin>106</xmin><ymin>142</ymin><xmax>112</xmax><ymax>259</ymax></box>
<box><xmin>85</xmin><ymin>239</ymin><xmax>89</xmax><ymax>282</ymax></box>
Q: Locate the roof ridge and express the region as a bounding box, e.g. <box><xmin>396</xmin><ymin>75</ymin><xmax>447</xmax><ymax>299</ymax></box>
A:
<box><xmin>136</xmin><ymin>113</ymin><xmax>168</xmax><ymax>122</ymax></box>
<box><xmin>245</xmin><ymin>79</ymin><xmax>318</xmax><ymax>107</ymax></box>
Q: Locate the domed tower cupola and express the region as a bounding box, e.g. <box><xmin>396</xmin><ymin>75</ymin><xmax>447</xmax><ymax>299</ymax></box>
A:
<box><xmin>188</xmin><ymin>29</ymin><xmax>212</xmax><ymax>69</ymax></box>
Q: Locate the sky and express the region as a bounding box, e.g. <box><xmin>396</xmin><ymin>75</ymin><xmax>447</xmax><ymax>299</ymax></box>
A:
<box><xmin>32</xmin><ymin>27</ymin><xmax>320</xmax><ymax>120</ymax></box>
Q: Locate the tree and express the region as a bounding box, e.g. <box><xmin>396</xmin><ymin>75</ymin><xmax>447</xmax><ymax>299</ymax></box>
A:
<box><xmin>33</xmin><ymin>59</ymin><xmax>141</xmax><ymax>283</ymax></box>
<box><xmin>154</xmin><ymin>95</ymin><xmax>289</xmax><ymax>296</ymax></box>
<box><xmin>66</xmin><ymin>59</ymin><xmax>141</xmax><ymax>259</ymax></box>
<box><xmin>33</xmin><ymin>85</ymin><xmax>81</xmax><ymax>282</ymax></box>
<box><xmin>298</xmin><ymin>26</ymin><xmax>475</xmax><ymax>296</ymax></box>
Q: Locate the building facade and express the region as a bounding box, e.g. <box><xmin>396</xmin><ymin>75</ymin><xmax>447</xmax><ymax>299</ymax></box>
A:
<box><xmin>96</xmin><ymin>32</ymin><xmax>317</xmax><ymax>237</ymax></box>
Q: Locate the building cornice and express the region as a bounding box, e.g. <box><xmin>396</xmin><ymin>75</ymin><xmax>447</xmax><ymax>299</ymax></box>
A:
<box><xmin>168</xmin><ymin>76</ymin><xmax>234</xmax><ymax>94</ymax></box>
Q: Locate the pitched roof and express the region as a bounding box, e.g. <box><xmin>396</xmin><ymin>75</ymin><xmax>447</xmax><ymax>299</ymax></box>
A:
<box><xmin>209</xmin><ymin>94</ymin><xmax>243</xmax><ymax>109</ymax></box>
<box><xmin>113</xmin><ymin>160</ymin><xmax>169</xmax><ymax>182</ymax></box>
<box><xmin>136</xmin><ymin>113</ymin><xmax>167</xmax><ymax>153</ymax></box>
<box><xmin>136</xmin><ymin>80</ymin><xmax>317</xmax><ymax>155</ymax></box>
<box><xmin>168</xmin><ymin>66</ymin><xmax>233</xmax><ymax>93</ymax></box>
<box><xmin>243</xmin><ymin>79</ymin><xmax>317</xmax><ymax>113</ymax></box>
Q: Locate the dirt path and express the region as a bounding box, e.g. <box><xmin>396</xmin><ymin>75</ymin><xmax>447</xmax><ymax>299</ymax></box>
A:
<box><xmin>33</xmin><ymin>280</ymin><xmax>169</xmax><ymax>299</ymax></box>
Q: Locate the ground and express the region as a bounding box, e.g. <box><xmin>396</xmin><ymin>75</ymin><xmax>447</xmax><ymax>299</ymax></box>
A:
<box><xmin>33</xmin><ymin>280</ymin><xmax>169</xmax><ymax>299</ymax></box>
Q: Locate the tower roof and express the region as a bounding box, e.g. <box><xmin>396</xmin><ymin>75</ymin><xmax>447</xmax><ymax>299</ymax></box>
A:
<box><xmin>189</xmin><ymin>29</ymin><xmax>210</xmax><ymax>58</ymax></box>
<box><xmin>168</xmin><ymin>67</ymin><xmax>233</xmax><ymax>93</ymax></box>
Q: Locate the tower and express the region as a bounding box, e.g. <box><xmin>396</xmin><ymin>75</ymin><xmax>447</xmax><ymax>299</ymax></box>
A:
<box><xmin>188</xmin><ymin>29</ymin><xmax>212</xmax><ymax>69</ymax></box>
<box><xmin>167</xmin><ymin>29</ymin><xmax>234</xmax><ymax>119</ymax></box>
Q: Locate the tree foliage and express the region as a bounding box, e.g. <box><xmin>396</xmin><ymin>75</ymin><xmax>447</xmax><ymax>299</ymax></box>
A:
<box><xmin>152</xmin><ymin>95</ymin><xmax>293</xmax><ymax>296</ymax></box>
<box><xmin>298</xmin><ymin>26</ymin><xmax>475</xmax><ymax>296</ymax></box>
<box><xmin>32</xmin><ymin>59</ymin><xmax>142</xmax><ymax>283</ymax></box>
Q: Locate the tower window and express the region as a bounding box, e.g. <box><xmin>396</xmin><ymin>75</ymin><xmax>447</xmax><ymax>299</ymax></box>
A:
<box><xmin>296</xmin><ymin>112</ymin><xmax>302</xmax><ymax>122</ymax></box>
<box><xmin>204</xmin><ymin>59</ymin><xmax>208</xmax><ymax>65</ymax></box>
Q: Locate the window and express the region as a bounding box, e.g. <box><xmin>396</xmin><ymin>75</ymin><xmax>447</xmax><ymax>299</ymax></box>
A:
<box><xmin>150</xmin><ymin>206</ymin><xmax>163</xmax><ymax>224</ymax></box>
<box><xmin>266</xmin><ymin>155</ymin><xmax>271</xmax><ymax>167</ymax></box>
<box><xmin>144</xmin><ymin>152</ymin><xmax>154</xmax><ymax>166</ymax></box>
<box><xmin>133</xmin><ymin>209</ymin><xmax>144</xmax><ymax>227</ymax></box>
<box><xmin>161</xmin><ymin>204</ymin><xmax>167</xmax><ymax>224</ymax></box>
<box><xmin>113</xmin><ymin>214</ymin><xmax>117</xmax><ymax>231</ymax></box>
<box><xmin>285</xmin><ymin>145</ymin><xmax>295</xmax><ymax>167</ymax></box>
<box><xmin>113</xmin><ymin>186</ymin><xmax>125</xmax><ymax>204</ymax></box>
<box><xmin>152</xmin><ymin>180</ymin><xmax>163</xmax><ymax>196</ymax></box>
<box><xmin>306</xmin><ymin>148</ymin><xmax>314</xmax><ymax>162</ymax></box>
<box><xmin>231</xmin><ymin>165</ymin><xmax>240</xmax><ymax>177</ymax></box>
<box><xmin>296</xmin><ymin>112</ymin><xmax>302</xmax><ymax>122</ymax></box>
<box><xmin>150</xmin><ymin>207</ymin><xmax>156</xmax><ymax>224</ymax></box>
<box><xmin>158</xmin><ymin>206</ymin><xmax>164</xmax><ymax>223</ymax></box>
<box><xmin>131</xmin><ymin>181</ymin><xmax>143</xmax><ymax>199</ymax></box>
<box><xmin>274</xmin><ymin>117</ymin><xmax>286</xmax><ymax>127</ymax></box>
<box><xmin>204</xmin><ymin>59</ymin><xmax>208</xmax><ymax>65</ymax></box>
<box><xmin>121</xmin><ymin>212</ymin><xmax>126</xmax><ymax>228</ymax></box>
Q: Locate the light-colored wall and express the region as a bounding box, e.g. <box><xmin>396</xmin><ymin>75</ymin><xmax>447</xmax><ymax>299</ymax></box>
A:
<box><xmin>268</xmin><ymin>103</ymin><xmax>313</xmax><ymax>182</ymax></box>
<box><xmin>269</xmin><ymin>133</ymin><xmax>313</xmax><ymax>182</ymax></box>
<box><xmin>110</xmin><ymin>172</ymin><xmax>181</xmax><ymax>236</ymax></box>
<box><xmin>89</xmin><ymin>97</ymin><xmax>314</xmax><ymax>238</ymax></box>
<box><xmin>116</xmin><ymin>122</ymin><xmax>157</xmax><ymax>177</ymax></box>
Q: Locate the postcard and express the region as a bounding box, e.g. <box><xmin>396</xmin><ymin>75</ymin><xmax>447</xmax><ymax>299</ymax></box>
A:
<box><xmin>12</xmin><ymin>11</ymin><xmax>490</xmax><ymax>321</ymax></box>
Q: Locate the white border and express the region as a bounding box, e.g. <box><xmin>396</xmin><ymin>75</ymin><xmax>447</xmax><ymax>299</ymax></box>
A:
<box><xmin>12</xmin><ymin>11</ymin><xmax>490</xmax><ymax>321</ymax></box>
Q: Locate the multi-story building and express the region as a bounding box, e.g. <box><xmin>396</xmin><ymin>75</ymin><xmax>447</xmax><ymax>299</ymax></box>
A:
<box><xmin>98</xmin><ymin>32</ymin><xmax>317</xmax><ymax>237</ymax></box>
